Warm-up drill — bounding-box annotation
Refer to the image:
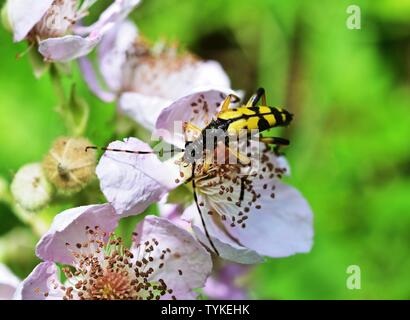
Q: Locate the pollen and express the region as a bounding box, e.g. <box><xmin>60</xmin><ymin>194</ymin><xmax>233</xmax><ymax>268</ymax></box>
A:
<box><xmin>190</xmin><ymin>144</ymin><xmax>286</xmax><ymax>229</ymax></box>
<box><xmin>58</xmin><ymin>226</ymin><xmax>176</xmax><ymax>300</ymax></box>
<box><xmin>31</xmin><ymin>0</ymin><xmax>78</xmax><ymax>40</ymax></box>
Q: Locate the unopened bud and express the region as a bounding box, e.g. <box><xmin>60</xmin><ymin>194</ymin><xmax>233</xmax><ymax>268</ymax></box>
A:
<box><xmin>42</xmin><ymin>137</ymin><xmax>97</xmax><ymax>194</ymax></box>
<box><xmin>11</xmin><ymin>163</ymin><xmax>53</xmax><ymax>212</ymax></box>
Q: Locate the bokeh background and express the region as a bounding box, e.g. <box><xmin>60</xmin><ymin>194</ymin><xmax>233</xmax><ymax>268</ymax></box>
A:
<box><xmin>0</xmin><ymin>0</ymin><xmax>409</xmax><ymax>299</ymax></box>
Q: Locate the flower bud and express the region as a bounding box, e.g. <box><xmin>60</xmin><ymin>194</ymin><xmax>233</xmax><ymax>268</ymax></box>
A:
<box><xmin>42</xmin><ymin>137</ymin><xmax>97</xmax><ymax>194</ymax></box>
<box><xmin>11</xmin><ymin>163</ymin><xmax>53</xmax><ymax>212</ymax></box>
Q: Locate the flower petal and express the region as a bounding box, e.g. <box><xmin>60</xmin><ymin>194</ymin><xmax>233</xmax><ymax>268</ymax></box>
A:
<box><xmin>158</xmin><ymin>196</ymin><xmax>190</xmax><ymax>230</ymax></box>
<box><xmin>75</xmin><ymin>0</ymin><xmax>141</xmax><ymax>35</ymax></box>
<box><xmin>7</xmin><ymin>0</ymin><xmax>54</xmax><ymax>42</ymax></box>
<box><xmin>119</xmin><ymin>92</ymin><xmax>174</xmax><ymax>131</ymax></box>
<box><xmin>226</xmin><ymin>183</ymin><xmax>314</xmax><ymax>257</ymax></box>
<box><xmin>38</xmin><ymin>33</ymin><xmax>104</xmax><ymax>62</ymax></box>
<box><xmin>38</xmin><ymin>0</ymin><xmax>141</xmax><ymax>62</ymax></box>
<box><xmin>14</xmin><ymin>262</ymin><xmax>64</xmax><ymax>300</ymax></box>
<box><xmin>0</xmin><ymin>264</ymin><xmax>20</xmax><ymax>300</ymax></box>
<box><xmin>98</xmin><ymin>20</ymin><xmax>138</xmax><ymax>92</ymax></box>
<box><xmin>96</xmin><ymin>137</ymin><xmax>180</xmax><ymax>216</ymax></box>
<box><xmin>182</xmin><ymin>204</ymin><xmax>264</xmax><ymax>264</ymax></box>
<box><xmin>131</xmin><ymin>216</ymin><xmax>212</xmax><ymax>299</ymax></box>
<box><xmin>78</xmin><ymin>57</ymin><xmax>116</xmax><ymax>102</ymax></box>
<box><xmin>204</xmin><ymin>277</ymin><xmax>247</xmax><ymax>300</ymax></box>
<box><xmin>204</xmin><ymin>264</ymin><xmax>250</xmax><ymax>300</ymax></box>
<box><xmin>119</xmin><ymin>54</ymin><xmax>231</xmax><ymax>132</ymax></box>
<box><xmin>36</xmin><ymin>204</ymin><xmax>119</xmax><ymax>265</ymax></box>
<box><xmin>155</xmin><ymin>88</ymin><xmax>238</xmax><ymax>148</ymax></box>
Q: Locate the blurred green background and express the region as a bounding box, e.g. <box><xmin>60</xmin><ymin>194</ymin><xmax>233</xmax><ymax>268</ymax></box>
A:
<box><xmin>0</xmin><ymin>0</ymin><xmax>409</xmax><ymax>299</ymax></box>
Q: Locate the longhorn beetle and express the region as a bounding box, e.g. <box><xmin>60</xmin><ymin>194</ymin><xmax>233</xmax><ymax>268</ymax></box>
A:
<box><xmin>86</xmin><ymin>88</ymin><xmax>293</xmax><ymax>256</ymax></box>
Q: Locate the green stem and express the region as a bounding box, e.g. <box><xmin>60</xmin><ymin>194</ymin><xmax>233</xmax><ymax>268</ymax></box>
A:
<box><xmin>50</xmin><ymin>64</ymin><xmax>67</xmax><ymax>109</ymax></box>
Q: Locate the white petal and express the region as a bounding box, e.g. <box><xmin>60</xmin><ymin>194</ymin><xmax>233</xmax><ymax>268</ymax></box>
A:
<box><xmin>155</xmin><ymin>88</ymin><xmax>238</xmax><ymax>148</ymax></box>
<box><xmin>0</xmin><ymin>264</ymin><xmax>20</xmax><ymax>300</ymax></box>
<box><xmin>96</xmin><ymin>137</ymin><xmax>180</xmax><ymax>216</ymax></box>
<box><xmin>119</xmin><ymin>92</ymin><xmax>174</xmax><ymax>131</ymax></box>
<box><xmin>38</xmin><ymin>33</ymin><xmax>104</xmax><ymax>62</ymax></box>
<box><xmin>36</xmin><ymin>204</ymin><xmax>119</xmax><ymax>265</ymax></box>
<box><xmin>14</xmin><ymin>262</ymin><xmax>64</xmax><ymax>300</ymax></box>
<box><xmin>227</xmin><ymin>183</ymin><xmax>314</xmax><ymax>257</ymax></box>
<box><xmin>98</xmin><ymin>20</ymin><xmax>138</xmax><ymax>91</ymax></box>
<box><xmin>132</xmin><ymin>216</ymin><xmax>212</xmax><ymax>299</ymax></box>
<box><xmin>182</xmin><ymin>204</ymin><xmax>263</xmax><ymax>264</ymax></box>
<box><xmin>7</xmin><ymin>0</ymin><xmax>53</xmax><ymax>42</ymax></box>
<box><xmin>158</xmin><ymin>196</ymin><xmax>191</xmax><ymax>230</ymax></box>
<box><xmin>75</xmin><ymin>0</ymin><xmax>141</xmax><ymax>35</ymax></box>
<box><xmin>117</xmin><ymin>49</ymin><xmax>231</xmax><ymax>131</ymax></box>
<box><xmin>78</xmin><ymin>57</ymin><xmax>116</xmax><ymax>102</ymax></box>
<box><xmin>129</xmin><ymin>59</ymin><xmax>230</xmax><ymax>101</ymax></box>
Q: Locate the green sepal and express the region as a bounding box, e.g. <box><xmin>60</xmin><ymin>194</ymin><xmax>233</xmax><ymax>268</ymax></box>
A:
<box><xmin>28</xmin><ymin>49</ymin><xmax>50</xmax><ymax>79</ymax></box>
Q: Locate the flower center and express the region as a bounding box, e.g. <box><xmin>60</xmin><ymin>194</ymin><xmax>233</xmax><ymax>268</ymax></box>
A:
<box><xmin>60</xmin><ymin>226</ymin><xmax>175</xmax><ymax>300</ymax></box>
<box><xmin>186</xmin><ymin>145</ymin><xmax>287</xmax><ymax>229</ymax></box>
<box><xmin>90</xmin><ymin>270</ymin><xmax>131</xmax><ymax>300</ymax></box>
<box><xmin>33</xmin><ymin>0</ymin><xmax>78</xmax><ymax>39</ymax></box>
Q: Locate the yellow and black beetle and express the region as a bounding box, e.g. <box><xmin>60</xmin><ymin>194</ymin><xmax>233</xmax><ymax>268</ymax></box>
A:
<box><xmin>182</xmin><ymin>87</ymin><xmax>293</xmax><ymax>166</ymax></box>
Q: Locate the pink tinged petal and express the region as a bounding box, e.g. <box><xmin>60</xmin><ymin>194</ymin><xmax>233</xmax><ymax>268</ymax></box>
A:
<box><xmin>276</xmin><ymin>156</ymin><xmax>291</xmax><ymax>176</ymax></box>
<box><xmin>38</xmin><ymin>33</ymin><xmax>105</xmax><ymax>62</ymax></box>
<box><xmin>132</xmin><ymin>216</ymin><xmax>212</xmax><ymax>299</ymax></box>
<box><xmin>204</xmin><ymin>278</ymin><xmax>246</xmax><ymax>300</ymax></box>
<box><xmin>96</xmin><ymin>137</ymin><xmax>180</xmax><ymax>216</ymax></box>
<box><xmin>155</xmin><ymin>88</ymin><xmax>238</xmax><ymax>148</ymax></box>
<box><xmin>204</xmin><ymin>263</ymin><xmax>250</xmax><ymax>300</ymax></box>
<box><xmin>7</xmin><ymin>0</ymin><xmax>54</xmax><ymax>42</ymax></box>
<box><xmin>226</xmin><ymin>183</ymin><xmax>314</xmax><ymax>257</ymax></box>
<box><xmin>79</xmin><ymin>57</ymin><xmax>116</xmax><ymax>102</ymax></box>
<box><xmin>0</xmin><ymin>264</ymin><xmax>20</xmax><ymax>300</ymax></box>
<box><xmin>119</xmin><ymin>59</ymin><xmax>230</xmax><ymax>132</ymax></box>
<box><xmin>129</xmin><ymin>58</ymin><xmax>230</xmax><ymax>101</ymax></box>
<box><xmin>182</xmin><ymin>204</ymin><xmax>264</xmax><ymax>264</ymax></box>
<box><xmin>190</xmin><ymin>61</ymin><xmax>231</xmax><ymax>90</ymax></box>
<box><xmin>158</xmin><ymin>196</ymin><xmax>191</xmax><ymax>230</ymax></box>
<box><xmin>39</xmin><ymin>0</ymin><xmax>140</xmax><ymax>62</ymax></box>
<box><xmin>98</xmin><ymin>20</ymin><xmax>138</xmax><ymax>92</ymax></box>
<box><xmin>119</xmin><ymin>92</ymin><xmax>174</xmax><ymax>131</ymax></box>
<box><xmin>36</xmin><ymin>204</ymin><xmax>119</xmax><ymax>265</ymax></box>
<box><xmin>14</xmin><ymin>262</ymin><xmax>64</xmax><ymax>300</ymax></box>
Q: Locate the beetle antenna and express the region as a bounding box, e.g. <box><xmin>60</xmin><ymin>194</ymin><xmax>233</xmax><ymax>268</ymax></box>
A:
<box><xmin>191</xmin><ymin>162</ymin><xmax>220</xmax><ymax>256</ymax></box>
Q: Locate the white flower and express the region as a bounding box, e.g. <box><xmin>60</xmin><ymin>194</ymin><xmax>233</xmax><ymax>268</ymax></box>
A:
<box><xmin>0</xmin><ymin>264</ymin><xmax>20</xmax><ymax>300</ymax></box>
<box><xmin>81</xmin><ymin>20</ymin><xmax>232</xmax><ymax>130</ymax></box>
<box><xmin>15</xmin><ymin>204</ymin><xmax>212</xmax><ymax>300</ymax></box>
<box><xmin>5</xmin><ymin>0</ymin><xmax>141</xmax><ymax>61</ymax></box>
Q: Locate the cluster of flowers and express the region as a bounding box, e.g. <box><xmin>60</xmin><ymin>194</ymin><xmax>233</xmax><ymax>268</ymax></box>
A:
<box><xmin>0</xmin><ymin>0</ymin><xmax>313</xmax><ymax>300</ymax></box>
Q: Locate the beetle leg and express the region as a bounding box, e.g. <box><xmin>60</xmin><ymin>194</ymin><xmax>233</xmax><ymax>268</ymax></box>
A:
<box><xmin>245</xmin><ymin>87</ymin><xmax>266</xmax><ymax>107</ymax></box>
<box><xmin>259</xmin><ymin>136</ymin><xmax>290</xmax><ymax>155</ymax></box>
